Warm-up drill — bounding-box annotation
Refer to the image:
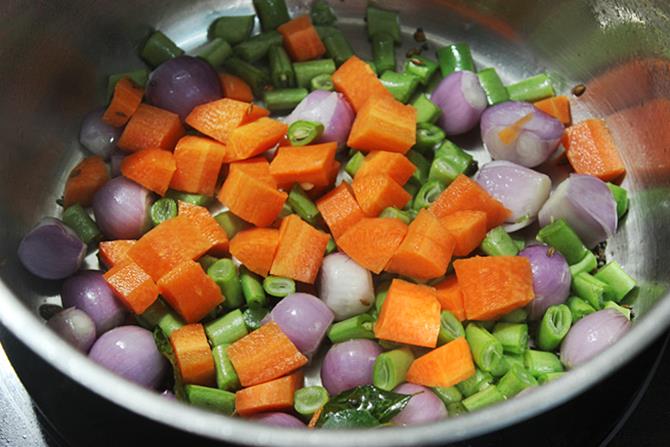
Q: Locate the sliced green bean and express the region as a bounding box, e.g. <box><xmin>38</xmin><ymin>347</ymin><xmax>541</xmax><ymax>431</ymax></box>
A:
<box><xmin>223</xmin><ymin>56</ymin><xmax>270</xmax><ymax>96</ymax></box>
<box><xmin>150</xmin><ymin>198</ymin><xmax>177</xmax><ymax>227</ymax></box>
<box><xmin>404</xmin><ymin>55</ymin><xmax>439</xmax><ymax>86</ymax></box>
<box><xmin>607</xmin><ymin>183</ymin><xmax>629</xmax><ymax>219</ymax></box>
<box><xmin>288</xmin><ymin>184</ymin><xmax>320</xmax><ymax>225</ymax></box>
<box><xmin>414</xmin><ymin>122</ymin><xmax>445</xmax><ymax>154</ymax></box>
<box><xmin>366</xmin><ymin>5</ymin><xmax>401</xmax><ymax>44</ymax></box>
<box><xmin>141</xmin><ymin>31</ymin><xmax>183</xmax><ymax>67</ymax></box>
<box><xmin>436</xmin><ymin>43</ymin><xmax>475</xmax><ymax>76</ymax></box>
<box><xmin>411</xmin><ymin>94</ymin><xmax>441</xmax><ymax>124</ymax></box>
<box><xmin>264</xmin><ymin>88</ymin><xmax>309</xmax><ymax>112</ymax></box>
<box><xmin>327</xmin><ymin>314</ymin><xmax>375</xmax><ymax>343</ymax></box>
<box><xmin>380</xmin><ymin>71</ymin><xmax>420</xmax><ymax>104</ymax></box>
<box><xmin>477</xmin><ymin>68</ymin><xmax>509</xmax><ymax>105</ymax></box>
<box><xmin>311</xmin><ymin>0</ymin><xmax>337</xmax><ymax>25</ymax></box>
<box><xmin>62</xmin><ymin>204</ymin><xmax>101</xmax><ymax>244</ymax></box>
<box><xmin>438</xmin><ymin>310</ymin><xmax>465</xmax><ymax>345</ymax></box>
<box><xmin>371</xmin><ymin>32</ymin><xmax>396</xmax><ymax>74</ymax></box>
<box><xmin>263</xmin><ymin>276</ymin><xmax>296</xmax><ymax>297</ymax></box>
<box><xmin>537</xmin><ymin>304</ymin><xmax>572</xmax><ymax>351</ymax></box>
<box><xmin>214</xmin><ymin>211</ymin><xmax>250</xmax><ymax>239</ymax></box>
<box><xmin>253</xmin><ymin>0</ymin><xmax>290</xmax><ymax>31</ymax></box>
<box><xmin>323</xmin><ymin>31</ymin><xmax>354</xmax><ymax>67</ymax></box>
<box><xmin>205</xmin><ymin>309</ymin><xmax>248</xmax><ymax>346</ymax></box>
<box><xmin>294</xmin><ymin>59</ymin><xmax>336</xmax><ymax>89</ymax></box>
<box><xmin>268</xmin><ymin>44</ymin><xmax>295</xmax><ymax>88</ymax></box>
<box><xmin>212</xmin><ymin>344</ymin><xmax>240</xmax><ymax>390</ymax></box>
<box><xmin>209</xmin><ymin>15</ymin><xmax>255</xmax><ymax>45</ymax></box>
<box><xmin>287</xmin><ymin>120</ymin><xmax>324</xmax><ymax>146</ymax></box>
<box><xmin>373</xmin><ymin>347</ymin><xmax>415</xmax><ymax>391</ymax></box>
<box><xmin>196</xmin><ymin>38</ymin><xmax>233</xmax><ymax>68</ymax></box>
<box><xmin>310</xmin><ymin>73</ymin><xmax>334</xmax><ymax>91</ymax></box>
<box><xmin>481</xmin><ymin>226</ymin><xmax>519</xmax><ymax>257</ymax></box>
<box><xmin>412</xmin><ymin>180</ymin><xmax>444</xmax><ymax>210</ymax></box>
<box><xmin>185</xmin><ymin>384</ymin><xmax>235</xmax><ymax>415</ymax></box>
<box><xmin>594</xmin><ymin>260</ymin><xmax>637</xmax><ymax>302</ymax></box>
<box><xmin>506</xmin><ymin>73</ymin><xmax>554</xmax><ymax>102</ymax></box>
<box><xmin>294</xmin><ymin>386</ymin><xmax>329</xmax><ymax>416</ymax></box>
<box><xmin>240</xmin><ymin>267</ymin><xmax>267</xmax><ymax>308</ymax></box>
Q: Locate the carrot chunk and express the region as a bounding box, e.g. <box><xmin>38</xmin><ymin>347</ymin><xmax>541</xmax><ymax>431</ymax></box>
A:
<box><xmin>169</xmin><ymin>136</ymin><xmax>227</xmax><ymax>196</ymax></box>
<box><xmin>406</xmin><ymin>337</ymin><xmax>476</xmax><ymax>388</ymax></box>
<box><xmin>337</xmin><ymin>217</ymin><xmax>408</xmax><ymax>274</ymax></box>
<box><xmin>374</xmin><ymin>279</ymin><xmax>441</xmax><ymax>348</ymax></box>
<box><xmin>178</xmin><ymin>201</ymin><xmax>229</xmax><ymax>256</ymax></box>
<box><xmin>118</xmin><ymin>103</ymin><xmax>184</xmax><ymax>152</ymax></box>
<box><xmin>103</xmin><ymin>261</ymin><xmax>158</xmax><ymax>314</ymax></box>
<box><xmin>235</xmin><ymin>372</ymin><xmax>304</xmax><ymax>417</ymax></box>
<box><xmin>411</xmin><ymin>209</ymin><xmax>456</xmax><ymax>251</ymax></box>
<box><xmin>533</xmin><ymin>95</ymin><xmax>572</xmax><ymax>126</ymax></box>
<box><xmin>226</xmin><ymin>117</ymin><xmax>288</xmax><ymax>161</ymax></box>
<box><xmin>219</xmin><ymin>73</ymin><xmax>254</xmax><ymax>102</ymax></box>
<box><xmin>355</xmin><ymin>151</ymin><xmax>416</xmax><ymax>186</ymax></box>
<box><xmin>352</xmin><ymin>174</ymin><xmax>412</xmax><ymax>217</ymax></box>
<box><xmin>563</xmin><ymin>118</ymin><xmax>626</xmax><ymax>182</ymax></box>
<box><xmin>454</xmin><ymin>256</ymin><xmax>535</xmax><ymax>321</ymax></box>
<box><xmin>229</xmin><ymin>228</ymin><xmax>280</xmax><ymax>277</ymax></box>
<box><xmin>269</xmin><ymin>142</ymin><xmax>337</xmax><ymax>188</ymax></box>
<box><xmin>63</xmin><ymin>156</ymin><xmax>110</xmax><ymax>208</ymax></box>
<box><xmin>98</xmin><ymin>239</ymin><xmax>135</xmax><ymax>268</ymax></box>
<box><xmin>170</xmin><ymin>324</ymin><xmax>216</xmax><ymax>386</ymax></box>
<box><xmin>185</xmin><ymin>98</ymin><xmax>269</xmax><ymax>144</ymax></box>
<box><xmin>277</xmin><ymin>16</ymin><xmax>326</xmax><ymax>62</ymax></box>
<box><xmin>332</xmin><ymin>55</ymin><xmax>394</xmax><ymax>112</ymax></box>
<box><xmin>439</xmin><ymin>210</ymin><xmax>488</xmax><ymax>256</ymax></box>
<box><xmin>227</xmin><ymin>321</ymin><xmax>308</xmax><ymax>387</ymax></box>
<box><xmin>316</xmin><ymin>183</ymin><xmax>365</xmax><ymax>240</ymax></box>
<box><xmin>434</xmin><ymin>275</ymin><xmax>466</xmax><ymax>321</ymax></box>
<box><xmin>120</xmin><ymin>148</ymin><xmax>176</xmax><ymax>196</ymax></box>
<box><xmin>102</xmin><ymin>77</ymin><xmax>144</xmax><ymax>127</ymax></box>
<box><xmin>347</xmin><ymin>95</ymin><xmax>416</xmax><ymax>153</ymax></box>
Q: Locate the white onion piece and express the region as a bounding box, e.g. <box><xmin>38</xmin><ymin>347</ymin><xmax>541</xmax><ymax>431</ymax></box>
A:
<box><xmin>286</xmin><ymin>90</ymin><xmax>354</xmax><ymax>149</ymax></box>
<box><xmin>47</xmin><ymin>307</ymin><xmax>97</xmax><ymax>352</ymax></box>
<box><xmin>480</xmin><ymin>101</ymin><xmax>564</xmax><ymax>167</ymax></box>
<box><xmin>319</xmin><ymin>253</ymin><xmax>374</xmax><ymax>321</ymax></box>
<box><xmin>431</xmin><ymin>71</ymin><xmax>487</xmax><ymax>135</ymax></box>
<box><xmin>476</xmin><ymin>160</ymin><xmax>551</xmax><ymax>231</ymax></box>
<box><xmin>538</xmin><ymin>174</ymin><xmax>617</xmax><ymax>248</ymax></box>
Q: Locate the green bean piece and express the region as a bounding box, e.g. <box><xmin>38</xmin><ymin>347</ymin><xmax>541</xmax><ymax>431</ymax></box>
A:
<box><xmin>504</xmin><ymin>353</ymin><xmax>526</xmax><ymax>370</ymax></box>
<box><xmin>446</xmin><ymin>402</ymin><xmax>468</xmax><ymax>416</ymax></box>
<box><xmin>537</xmin><ymin>304</ymin><xmax>572</xmax><ymax>351</ymax></box>
<box><xmin>345</xmin><ymin>151</ymin><xmax>365</xmax><ymax>176</ymax></box>
<box><xmin>240</xmin><ymin>267</ymin><xmax>267</xmax><ymax>308</ymax></box>
<box><xmin>406</xmin><ymin>150</ymin><xmax>430</xmax><ymax>186</ymax></box>
<box><xmin>197</xmin><ymin>38</ymin><xmax>233</xmax><ymax>68</ymax></box>
<box><xmin>462</xmin><ymin>385</ymin><xmax>504</xmax><ymax>412</ymax></box>
<box><xmin>438</xmin><ymin>311</ymin><xmax>465</xmax><ymax>345</ymax></box>
<box><xmin>594</xmin><ymin>260</ymin><xmax>637</xmax><ymax>302</ymax></box>
<box><xmin>140</xmin><ymin>299</ymin><xmax>184</xmax><ymax>336</ymax></box>
<box><xmin>456</xmin><ymin>369</ymin><xmax>493</xmax><ymax>398</ymax></box>
<box><xmin>205</xmin><ymin>309</ymin><xmax>249</xmax><ymax>346</ymax></box>
<box><xmin>62</xmin><ymin>204</ymin><xmax>101</xmax><ymax>244</ymax></box>
<box><xmin>198</xmin><ymin>255</ymin><xmax>219</xmax><ymax>272</ymax></box>
<box><xmin>432</xmin><ymin>386</ymin><xmax>463</xmax><ymax>405</ymax></box>
<box><xmin>243</xmin><ymin>306</ymin><xmax>269</xmax><ymax>331</ymax></box>
<box><xmin>428</xmin><ymin>140</ymin><xmax>476</xmax><ymax>185</ymax></box>
<box><xmin>480</xmin><ymin>226</ymin><xmax>519</xmax><ymax>257</ymax></box>
<box><xmin>436</xmin><ymin>43</ymin><xmax>475</xmax><ymax>77</ymax></box>
<box><xmin>537</xmin><ymin>219</ymin><xmax>589</xmax><ymax>265</ymax></box>
<box><xmin>141</xmin><ymin>31</ymin><xmax>184</xmax><ymax>67</ymax></box>
<box><xmin>466</xmin><ymin>323</ymin><xmax>504</xmax><ymax>373</ymax></box>
<box><xmin>150</xmin><ymin>198</ymin><xmax>178</xmax><ymax>227</ymax></box>
<box><xmin>323</xmin><ymin>32</ymin><xmax>354</xmax><ymax>66</ymax></box>
<box><xmin>365</xmin><ymin>60</ymin><xmax>378</xmax><ymax>76</ymax></box>
<box><xmin>278</xmin><ymin>202</ymin><xmax>294</xmax><ymax>220</ymax></box>
<box><xmin>315</xmin><ymin>25</ymin><xmax>339</xmax><ymax>40</ymax></box>
<box><xmin>294</xmin><ymin>59</ymin><xmax>337</xmax><ymax>89</ymax></box>
<box><xmin>412</xmin><ymin>180</ymin><xmax>445</xmax><ymax>210</ymax></box>
<box><xmin>268</xmin><ymin>44</ymin><xmax>295</xmax><ymax>88</ymax></box>
<box><xmin>366</xmin><ymin>5</ymin><xmax>401</xmax><ymax>44</ymax></box>
<box><xmin>379</xmin><ymin>207</ymin><xmax>411</xmax><ymax>224</ymax></box>
<box><xmin>414</xmin><ymin>123</ymin><xmax>446</xmax><ymax>154</ymax></box>
<box><xmin>569</xmin><ymin>250</ymin><xmax>597</xmax><ymax>277</ymax></box>
<box><xmin>223</xmin><ymin>56</ymin><xmax>270</xmax><ymax>96</ymax></box>
<box><xmin>607</xmin><ymin>183</ymin><xmax>629</xmax><ymax>219</ymax></box>
<box><xmin>380</xmin><ymin>71</ymin><xmax>420</xmax><ymax>104</ymax></box>
<box><xmin>499</xmin><ymin>308</ymin><xmax>528</xmax><ymax>324</ymax></box>
<box><xmin>477</xmin><ymin>320</ymin><xmax>497</xmax><ymax>332</ymax></box>
<box><xmin>209</xmin><ymin>15</ymin><xmax>256</xmax><ymax>45</ymax></box>
<box><xmin>572</xmin><ymin>272</ymin><xmax>609</xmax><ymax>309</ymax></box>
<box><xmin>373</xmin><ymin>347</ymin><xmax>415</xmax><ymax>391</ymax></box>
<box><xmin>263</xmin><ymin>276</ymin><xmax>296</xmax><ymax>297</ymax></box>
<box><xmin>214</xmin><ymin>211</ymin><xmax>250</xmax><ymax>239</ymax></box>
<box><xmin>288</xmin><ymin>185</ymin><xmax>320</xmax><ymax>225</ymax></box>
<box><xmin>207</xmin><ymin>259</ymin><xmax>244</xmax><ymax>310</ymax></box>
<box><xmin>325</xmin><ymin>237</ymin><xmax>336</xmax><ymax>254</ymax></box>
<box><xmin>310</xmin><ymin>73</ymin><xmax>334</xmax><ymax>91</ymax></box>
<box><xmin>294</xmin><ymin>386</ymin><xmax>330</xmax><ymax>416</ymax></box>
<box><xmin>506</xmin><ymin>73</ymin><xmax>555</xmax><ymax>102</ymax></box>
<box><xmin>411</xmin><ymin>94</ymin><xmax>441</xmax><ymax>124</ymax></box>
<box><xmin>538</xmin><ymin>372</ymin><xmax>566</xmax><ymax>384</ymax></box>
<box><xmin>185</xmin><ymin>384</ymin><xmax>235</xmax><ymax>415</ymax></box>
<box><xmin>212</xmin><ymin>344</ymin><xmax>240</xmax><ymax>391</ymax></box>
<box><xmin>513</xmin><ymin>238</ymin><xmax>526</xmax><ymax>251</ymax></box>
<box><xmin>264</xmin><ymin>88</ymin><xmax>309</xmax><ymax>112</ymax></box>
<box><xmin>404</xmin><ymin>182</ymin><xmax>419</xmax><ymax>198</ymax></box>
<box><xmin>497</xmin><ymin>365</ymin><xmax>537</xmax><ymax>399</ymax></box>
<box><xmin>374</xmin><ymin>285</ymin><xmax>389</xmax><ymax>314</ymax></box>
<box><xmin>489</xmin><ymin>355</ymin><xmax>511</xmax><ymax>378</ymax></box>
<box><xmin>371</xmin><ymin>33</ymin><xmax>396</xmax><ymax>74</ymax></box>
<box><xmin>524</xmin><ymin>349</ymin><xmax>564</xmax><ymax>378</ymax></box>
<box><xmin>287</xmin><ymin>120</ymin><xmax>324</xmax><ymax>146</ymax></box>
<box><xmin>311</xmin><ymin>0</ymin><xmax>337</xmax><ymax>25</ymax></box>
<box><xmin>492</xmin><ymin>322</ymin><xmax>528</xmax><ymax>355</ymax></box>
<box><xmin>165</xmin><ymin>190</ymin><xmax>212</xmax><ymax>206</ymax></box>
<box><xmin>253</xmin><ymin>0</ymin><xmax>290</xmax><ymax>31</ymax></box>
<box><xmin>107</xmin><ymin>69</ymin><xmax>149</xmax><ymax>100</ymax></box>
<box><xmin>404</xmin><ymin>55</ymin><xmax>439</xmax><ymax>86</ymax></box>
<box><xmin>567</xmin><ymin>296</ymin><xmax>596</xmax><ymax>322</ymax></box>
<box><xmin>327</xmin><ymin>314</ymin><xmax>376</xmax><ymax>343</ymax></box>
<box><xmin>604</xmin><ymin>301</ymin><xmax>632</xmax><ymax>320</ymax></box>
<box><xmin>477</xmin><ymin>68</ymin><xmax>509</xmax><ymax>105</ymax></box>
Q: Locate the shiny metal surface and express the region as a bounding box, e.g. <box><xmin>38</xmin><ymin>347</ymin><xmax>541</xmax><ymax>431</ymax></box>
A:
<box><xmin>0</xmin><ymin>0</ymin><xmax>669</xmax><ymax>445</ymax></box>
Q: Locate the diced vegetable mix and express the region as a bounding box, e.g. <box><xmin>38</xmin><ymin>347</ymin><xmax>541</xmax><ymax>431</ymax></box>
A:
<box><xmin>18</xmin><ymin>0</ymin><xmax>638</xmax><ymax>431</ymax></box>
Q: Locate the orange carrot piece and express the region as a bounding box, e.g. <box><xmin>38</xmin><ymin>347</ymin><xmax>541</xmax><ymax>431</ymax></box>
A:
<box><xmin>178</xmin><ymin>201</ymin><xmax>229</xmax><ymax>256</ymax></box>
<box><xmin>352</xmin><ymin>174</ymin><xmax>412</xmax><ymax>217</ymax></box>
<box><xmin>103</xmin><ymin>261</ymin><xmax>158</xmax><ymax>314</ymax></box>
<box><xmin>217</xmin><ymin>166</ymin><xmax>287</xmax><ymax>227</ymax></box>
<box><xmin>305</xmin><ymin>160</ymin><xmax>340</xmax><ymax>201</ymax></box>
<box><xmin>169</xmin><ymin>136</ymin><xmax>227</xmax><ymax>196</ymax></box>
<box><xmin>127</xmin><ymin>215</ymin><xmax>212</xmax><ymax>281</ymax></box>
<box><xmin>185</xmin><ymin>98</ymin><xmax>269</xmax><ymax>144</ymax></box>
<box><xmin>270</xmin><ymin>215</ymin><xmax>330</xmax><ymax>284</ymax></box>
<box><xmin>374</xmin><ymin>279</ymin><xmax>441</xmax><ymax>348</ymax></box>
<box><xmin>219</xmin><ymin>73</ymin><xmax>254</xmax><ymax>102</ymax></box>
<box><xmin>429</xmin><ymin>174</ymin><xmax>511</xmax><ymax>229</ymax></box>
<box><xmin>308</xmin><ymin>406</ymin><xmax>323</xmax><ymax>429</ymax></box>
<box><xmin>337</xmin><ymin>217</ymin><xmax>408</xmax><ymax>274</ymax></box>
<box><xmin>332</xmin><ymin>55</ymin><xmax>394</xmax><ymax>112</ymax></box>
<box><xmin>63</xmin><ymin>156</ymin><xmax>110</xmax><ymax>208</ymax></box>
<box><xmin>563</xmin><ymin>118</ymin><xmax>626</xmax><ymax>182</ymax></box>
<box><xmin>235</xmin><ymin>372</ymin><xmax>304</xmax><ymax>417</ymax></box>
<box><xmin>410</xmin><ymin>209</ymin><xmax>456</xmax><ymax>251</ymax></box>
<box><xmin>230</xmin><ymin>157</ymin><xmax>277</xmax><ymax>187</ymax></box>
<box><xmin>347</xmin><ymin>95</ymin><xmax>417</xmax><ymax>153</ymax></box>
<box><xmin>406</xmin><ymin>337</ymin><xmax>475</xmax><ymax>388</ymax></box>
<box><xmin>120</xmin><ymin>148</ymin><xmax>176</xmax><ymax>196</ymax></box>
<box><xmin>316</xmin><ymin>183</ymin><xmax>365</xmax><ymax>240</ymax></box>
<box><xmin>534</xmin><ymin>95</ymin><xmax>572</xmax><ymax>126</ymax></box>
<box><xmin>454</xmin><ymin>256</ymin><xmax>535</xmax><ymax>321</ymax></box>
<box><xmin>439</xmin><ymin>210</ymin><xmax>488</xmax><ymax>256</ymax></box>
<box><xmin>269</xmin><ymin>142</ymin><xmax>337</xmax><ymax>188</ymax></box>
<box><xmin>157</xmin><ymin>260</ymin><xmax>223</xmax><ymax>323</ymax></box>
<box><xmin>98</xmin><ymin>239</ymin><xmax>135</xmax><ymax>268</ymax></box>
<box><xmin>434</xmin><ymin>275</ymin><xmax>466</xmax><ymax>321</ymax></box>
<box><xmin>355</xmin><ymin>151</ymin><xmax>416</xmax><ymax>186</ymax></box>
<box><xmin>277</xmin><ymin>16</ymin><xmax>326</xmax><ymax>62</ymax></box>
<box><xmin>102</xmin><ymin>77</ymin><xmax>144</xmax><ymax>127</ymax></box>
<box><xmin>229</xmin><ymin>228</ymin><xmax>280</xmax><ymax>277</ymax></box>
<box><xmin>169</xmin><ymin>324</ymin><xmax>216</xmax><ymax>386</ymax></box>
<box><xmin>117</xmin><ymin>103</ymin><xmax>184</xmax><ymax>152</ymax></box>
<box><xmin>498</xmin><ymin>113</ymin><xmax>533</xmax><ymax>145</ymax></box>
<box><xmin>226</xmin><ymin>117</ymin><xmax>288</xmax><ymax>162</ymax></box>
<box><xmin>227</xmin><ymin>321</ymin><xmax>308</xmax><ymax>387</ymax></box>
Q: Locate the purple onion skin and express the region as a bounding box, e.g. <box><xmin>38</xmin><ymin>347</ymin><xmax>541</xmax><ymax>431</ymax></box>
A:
<box><xmin>560</xmin><ymin>309</ymin><xmax>631</xmax><ymax>369</ymax></box>
<box><xmin>47</xmin><ymin>307</ymin><xmax>97</xmax><ymax>353</ymax></box>
<box><xmin>431</xmin><ymin>71</ymin><xmax>488</xmax><ymax>135</ymax></box>
<box><xmin>18</xmin><ymin>218</ymin><xmax>86</xmax><ymax>280</ymax></box>
<box><xmin>92</xmin><ymin>177</ymin><xmax>152</xmax><ymax>240</ymax></box>
<box><xmin>109</xmin><ymin>150</ymin><xmax>125</xmax><ymax>177</ymax></box>
<box><xmin>61</xmin><ymin>270</ymin><xmax>127</xmax><ymax>335</ymax></box>
<box><xmin>79</xmin><ymin>108</ymin><xmax>122</xmax><ymax>159</ymax></box>
<box><xmin>89</xmin><ymin>326</ymin><xmax>167</xmax><ymax>389</ymax></box>
<box><xmin>286</xmin><ymin>91</ymin><xmax>354</xmax><ymax>149</ymax></box>
<box><xmin>392</xmin><ymin>383</ymin><xmax>448</xmax><ymax>426</ymax></box>
<box><xmin>146</xmin><ymin>56</ymin><xmax>222</xmax><ymax>120</ymax></box>
<box><xmin>270</xmin><ymin>293</ymin><xmax>334</xmax><ymax>356</ymax></box>
<box><xmin>519</xmin><ymin>244</ymin><xmax>571</xmax><ymax>320</ymax></box>
<box><xmin>251</xmin><ymin>412</ymin><xmax>307</xmax><ymax>428</ymax></box>
<box><xmin>321</xmin><ymin>339</ymin><xmax>382</xmax><ymax>396</ymax></box>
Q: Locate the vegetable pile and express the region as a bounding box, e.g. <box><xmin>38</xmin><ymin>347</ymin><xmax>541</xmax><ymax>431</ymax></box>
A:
<box><xmin>19</xmin><ymin>0</ymin><xmax>637</xmax><ymax>430</ymax></box>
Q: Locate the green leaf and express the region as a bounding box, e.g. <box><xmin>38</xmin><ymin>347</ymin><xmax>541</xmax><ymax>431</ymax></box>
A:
<box><xmin>242</xmin><ymin>307</ymin><xmax>269</xmax><ymax>331</ymax></box>
<box><xmin>153</xmin><ymin>327</ymin><xmax>186</xmax><ymax>400</ymax></box>
<box><xmin>317</xmin><ymin>385</ymin><xmax>411</xmax><ymax>428</ymax></box>
<box><xmin>319</xmin><ymin>409</ymin><xmax>379</xmax><ymax>428</ymax></box>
